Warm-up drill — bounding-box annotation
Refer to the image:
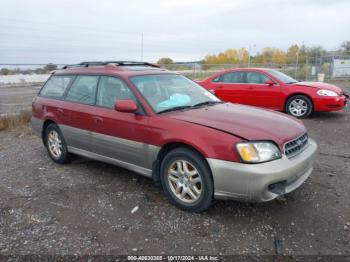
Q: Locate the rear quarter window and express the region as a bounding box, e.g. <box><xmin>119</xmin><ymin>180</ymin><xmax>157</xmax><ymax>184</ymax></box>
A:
<box><xmin>40</xmin><ymin>75</ymin><xmax>74</xmax><ymax>98</ymax></box>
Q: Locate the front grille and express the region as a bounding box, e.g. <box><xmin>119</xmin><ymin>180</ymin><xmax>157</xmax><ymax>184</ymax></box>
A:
<box><xmin>284</xmin><ymin>133</ymin><xmax>309</xmax><ymax>158</ymax></box>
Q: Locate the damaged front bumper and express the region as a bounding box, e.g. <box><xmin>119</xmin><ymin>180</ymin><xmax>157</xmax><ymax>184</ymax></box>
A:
<box><xmin>207</xmin><ymin>139</ymin><xmax>317</xmax><ymax>202</ymax></box>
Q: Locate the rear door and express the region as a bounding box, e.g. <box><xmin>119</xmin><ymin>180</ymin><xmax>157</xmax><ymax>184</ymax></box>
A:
<box><xmin>90</xmin><ymin>76</ymin><xmax>150</xmax><ymax>168</ymax></box>
<box><xmin>60</xmin><ymin>75</ymin><xmax>99</xmax><ymax>152</ymax></box>
<box><xmin>211</xmin><ymin>71</ymin><xmax>249</xmax><ymax>105</ymax></box>
<box><xmin>245</xmin><ymin>71</ymin><xmax>284</xmax><ymax>109</ymax></box>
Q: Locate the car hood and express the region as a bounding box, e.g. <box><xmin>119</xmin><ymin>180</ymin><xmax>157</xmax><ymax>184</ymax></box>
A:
<box><xmin>167</xmin><ymin>103</ymin><xmax>306</xmax><ymax>149</ymax></box>
<box><xmin>293</xmin><ymin>81</ymin><xmax>343</xmax><ymax>94</ymax></box>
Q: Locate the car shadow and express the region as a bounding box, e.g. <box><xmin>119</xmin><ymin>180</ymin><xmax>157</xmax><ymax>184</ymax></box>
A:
<box><xmin>309</xmin><ymin>111</ymin><xmax>348</xmax><ymax>120</ymax></box>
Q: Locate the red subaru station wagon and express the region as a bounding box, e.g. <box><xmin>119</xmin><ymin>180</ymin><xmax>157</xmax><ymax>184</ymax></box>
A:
<box><xmin>32</xmin><ymin>61</ymin><xmax>317</xmax><ymax>212</ymax></box>
<box><xmin>197</xmin><ymin>68</ymin><xmax>348</xmax><ymax>118</ymax></box>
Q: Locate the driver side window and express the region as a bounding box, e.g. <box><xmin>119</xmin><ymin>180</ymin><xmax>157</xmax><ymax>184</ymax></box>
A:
<box><xmin>96</xmin><ymin>76</ymin><xmax>136</xmax><ymax>109</ymax></box>
<box><xmin>246</xmin><ymin>72</ymin><xmax>271</xmax><ymax>84</ymax></box>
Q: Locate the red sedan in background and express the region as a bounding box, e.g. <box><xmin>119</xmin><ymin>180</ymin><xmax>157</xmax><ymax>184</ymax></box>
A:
<box><xmin>197</xmin><ymin>68</ymin><xmax>348</xmax><ymax>118</ymax></box>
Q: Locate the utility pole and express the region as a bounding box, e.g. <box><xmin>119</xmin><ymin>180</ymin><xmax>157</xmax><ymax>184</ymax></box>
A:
<box><xmin>294</xmin><ymin>51</ymin><xmax>299</xmax><ymax>79</ymax></box>
<box><xmin>140</xmin><ymin>33</ymin><xmax>144</xmax><ymax>61</ymax></box>
<box><xmin>248</xmin><ymin>44</ymin><xmax>255</xmax><ymax>67</ymax></box>
<box><xmin>305</xmin><ymin>56</ymin><xmax>308</xmax><ymax>81</ymax></box>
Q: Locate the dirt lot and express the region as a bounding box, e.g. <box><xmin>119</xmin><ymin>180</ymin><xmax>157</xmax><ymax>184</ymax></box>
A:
<box><xmin>0</xmin><ymin>82</ymin><xmax>349</xmax><ymax>257</ymax></box>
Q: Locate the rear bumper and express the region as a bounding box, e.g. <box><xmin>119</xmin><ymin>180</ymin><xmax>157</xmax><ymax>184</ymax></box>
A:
<box><xmin>31</xmin><ymin>116</ymin><xmax>43</xmax><ymax>137</ymax></box>
<box><xmin>207</xmin><ymin>139</ymin><xmax>317</xmax><ymax>202</ymax></box>
<box><xmin>314</xmin><ymin>95</ymin><xmax>348</xmax><ymax>111</ymax></box>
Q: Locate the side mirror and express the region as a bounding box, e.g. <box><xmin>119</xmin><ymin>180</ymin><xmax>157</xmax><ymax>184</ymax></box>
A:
<box><xmin>265</xmin><ymin>79</ymin><xmax>275</xmax><ymax>85</ymax></box>
<box><xmin>114</xmin><ymin>99</ymin><xmax>138</xmax><ymax>113</ymax></box>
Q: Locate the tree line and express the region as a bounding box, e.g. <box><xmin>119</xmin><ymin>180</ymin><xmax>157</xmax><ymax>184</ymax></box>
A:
<box><xmin>0</xmin><ymin>63</ymin><xmax>58</xmax><ymax>75</ymax></box>
<box><xmin>157</xmin><ymin>41</ymin><xmax>350</xmax><ymax>66</ymax></box>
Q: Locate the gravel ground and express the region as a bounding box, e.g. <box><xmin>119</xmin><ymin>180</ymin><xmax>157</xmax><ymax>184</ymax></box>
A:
<box><xmin>0</xmin><ymin>83</ymin><xmax>349</xmax><ymax>256</ymax></box>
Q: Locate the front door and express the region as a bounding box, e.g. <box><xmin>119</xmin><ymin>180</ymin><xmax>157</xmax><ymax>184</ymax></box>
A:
<box><xmin>211</xmin><ymin>71</ymin><xmax>249</xmax><ymax>105</ymax></box>
<box><xmin>90</xmin><ymin>76</ymin><xmax>150</xmax><ymax>168</ymax></box>
<box><xmin>244</xmin><ymin>71</ymin><xmax>284</xmax><ymax>109</ymax></box>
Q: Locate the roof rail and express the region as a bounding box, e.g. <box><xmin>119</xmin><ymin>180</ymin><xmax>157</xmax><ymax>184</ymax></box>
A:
<box><xmin>62</xmin><ymin>61</ymin><xmax>160</xmax><ymax>69</ymax></box>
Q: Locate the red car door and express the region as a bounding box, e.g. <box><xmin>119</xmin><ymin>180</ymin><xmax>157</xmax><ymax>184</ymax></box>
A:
<box><xmin>211</xmin><ymin>71</ymin><xmax>250</xmax><ymax>105</ymax></box>
<box><xmin>90</xmin><ymin>76</ymin><xmax>151</xmax><ymax>168</ymax></box>
<box><xmin>244</xmin><ymin>71</ymin><xmax>285</xmax><ymax>110</ymax></box>
<box><xmin>60</xmin><ymin>75</ymin><xmax>99</xmax><ymax>152</ymax></box>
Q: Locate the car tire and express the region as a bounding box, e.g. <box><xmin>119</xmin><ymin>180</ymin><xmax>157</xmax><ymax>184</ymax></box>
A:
<box><xmin>44</xmin><ymin>123</ymin><xmax>71</xmax><ymax>164</ymax></box>
<box><xmin>286</xmin><ymin>95</ymin><xmax>313</xmax><ymax>118</ymax></box>
<box><xmin>160</xmin><ymin>147</ymin><xmax>213</xmax><ymax>212</ymax></box>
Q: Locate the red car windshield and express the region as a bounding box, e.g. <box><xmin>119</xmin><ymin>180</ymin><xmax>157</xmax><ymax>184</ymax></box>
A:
<box><xmin>266</xmin><ymin>69</ymin><xmax>298</xmax><ymax>84</ymax></box>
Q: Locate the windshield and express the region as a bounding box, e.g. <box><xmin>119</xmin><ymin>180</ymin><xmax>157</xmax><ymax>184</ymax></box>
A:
<box><xmin>266</xmin><ymin>69</ymin><xmax>298</xmax><ymax>84</ymax></box>
<box><xmin>130</xmin><ymin>74</ymin><xmax>221</xmax><ymax>113</ymax></box>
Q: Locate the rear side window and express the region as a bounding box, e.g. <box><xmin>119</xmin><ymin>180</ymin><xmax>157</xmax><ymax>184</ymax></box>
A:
<box><xmin>40</xmin><ymin>75</ymin><xmax>74</xmax><ymax>98</ymax></box>
<box><xmin>65</xmin><ymin>76</ymin><xmax>99</xmax><ymax>104</ymax></box>
<box><xmin>221</xmin><ymin>72</ymin><xmax>245</xmax><ymax>83</ymax></box>
<box><xmin>96</xmin><ymin>76</ymin><xmax>136</xmax><ymax>108</ymax></box>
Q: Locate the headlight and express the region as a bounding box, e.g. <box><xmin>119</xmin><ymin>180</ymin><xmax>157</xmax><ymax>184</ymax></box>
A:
<box><xmin>317</xmin><ymin>90</ymin><xmax>338</xmax><ymax>97</ymax></box>
<box><xmin>236</xmin><ymin>142</ymin><xmax>281</xmax><ymax>163</ymax></box>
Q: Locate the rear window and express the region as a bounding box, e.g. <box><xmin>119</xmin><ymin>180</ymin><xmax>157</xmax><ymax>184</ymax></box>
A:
<box><xmin>40</xmin><ymin>75</ymin><xmax>74</xmax><ymax>98</ymax></box>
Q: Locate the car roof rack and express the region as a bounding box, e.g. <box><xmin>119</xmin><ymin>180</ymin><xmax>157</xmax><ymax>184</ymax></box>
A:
<box><xmin>62</xmin><ymin>61</ymin><xmax>160</xmax><ymax>69</ymax></box>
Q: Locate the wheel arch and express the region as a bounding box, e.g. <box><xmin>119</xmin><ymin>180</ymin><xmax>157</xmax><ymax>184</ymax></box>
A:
<box><xmin>152</xmin><ymin>142</ymin><xmax>212</xmax><ymax>185</ymax></box>
<box><xmin>284</xmin><ymin>93</ymin><xmax>314</xmax><ymax>112</ymax></box>
<box><xmin>41</xmin><ymin>119</ymin><xmax>57</xmax><ymax>145</ymax></box>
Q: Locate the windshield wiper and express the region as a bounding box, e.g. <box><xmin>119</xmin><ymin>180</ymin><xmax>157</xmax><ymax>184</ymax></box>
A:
<box><xmin>158</xmin><ymin>105</ymin><xmax>193</xmax><ymax>114</ymax></box>
<box><xmin>158</xmin><ymin>101</ymin><xmax>223</xmax><ymax>114</ymax></box>
<box><xmin>192</xmin><ymin>101</ymin><xmax>223</xmax><ymax>107</ymax></box>
<box><xmin>285</xmin><ymin>81</ymin><xmax>298</xmax><ymax>84</ymax></box>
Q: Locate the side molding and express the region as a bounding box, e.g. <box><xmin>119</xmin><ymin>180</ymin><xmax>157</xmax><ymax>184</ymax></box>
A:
<box><xmin>68</xmin><ymin>146</ymin><xmax>153</xmax><ymax>178</ymax></box>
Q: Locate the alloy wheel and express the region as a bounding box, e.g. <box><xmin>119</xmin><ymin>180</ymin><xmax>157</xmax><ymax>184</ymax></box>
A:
<box><xmin>289</xmin><ymin>99</ymin><xmax>308</xmax><ymax>117</ymax></box>
<box><xmin>47</xmin><ymin>130</ymin><xmax>62</xmax><ymax>158</ymax></box>
<box><xmin>167</xmin><ymin>160</ymin><xmax>203</xmax><ymax>203</ymax></box>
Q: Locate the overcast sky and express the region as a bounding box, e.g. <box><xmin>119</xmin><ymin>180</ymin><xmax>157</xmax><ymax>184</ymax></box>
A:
<box><xmin>0</xmin><ymin>0</ymin><xmax>349</xmax><ymax>64</ymax></box>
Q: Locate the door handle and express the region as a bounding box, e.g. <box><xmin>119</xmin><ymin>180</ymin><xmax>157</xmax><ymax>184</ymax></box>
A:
<box><xmin>93</xmin><ymin>116</ymin><xmax>103</xmax><ymax>124</ymax></box>
<box><xmin>248</xmin><ymin>86</ymin><xmax>254</xmax><ymax>90</ymax></box>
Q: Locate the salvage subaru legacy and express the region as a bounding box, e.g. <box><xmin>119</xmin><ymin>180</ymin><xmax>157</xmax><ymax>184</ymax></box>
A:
<box><xmin>32</xmin><ymin>61</ymin><xmax>317</xmax><ymax>212</ymax></box>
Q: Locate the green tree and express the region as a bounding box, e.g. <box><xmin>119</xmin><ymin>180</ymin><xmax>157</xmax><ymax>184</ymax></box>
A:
<box><xmin>304</xmin><ymin>46</ymin><xmax>327</xmax><ymax>59</ymax></box>
<box><xmin>157</xmin><ymin>57</ymin><xmax>174</xmax><ymax>65</ymax></box>
<box><xmin>0</xmin><ymin>68</ymin><xmax>10</xmax><ymax>75</ymax></box>
<box><xmin>44</xmin><ymin>63</ymin><xmax>58</xmax><ymax>72</ymax></box>
<box><xmin>157</xmin><ymin>57</ymin><xmax>174</xmax><ymax>69</ymax></box>
<box><xmin>340</xmin><ymin>41</ymin><xmax>350</xmax><ymax>53</ymax></box>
